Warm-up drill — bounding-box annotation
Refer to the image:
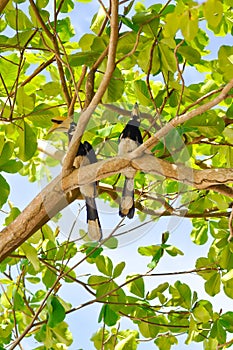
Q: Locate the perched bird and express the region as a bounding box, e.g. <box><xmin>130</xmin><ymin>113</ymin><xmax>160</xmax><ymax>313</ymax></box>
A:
<box><xmin>48</xmin><ymin>118</ymin><xmax>102</xmax><ymax>241</ymax></box>
<box><xmin>118</xmin><ymin>103</ymin><xmax>143</xmax><ymax>218</ymax></box>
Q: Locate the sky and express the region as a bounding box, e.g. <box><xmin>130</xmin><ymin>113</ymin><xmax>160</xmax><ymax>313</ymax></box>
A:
<box><xmin>1</xmin><ymin>0</ymin><xmax>233</xmax><ymax>349</ymax></box>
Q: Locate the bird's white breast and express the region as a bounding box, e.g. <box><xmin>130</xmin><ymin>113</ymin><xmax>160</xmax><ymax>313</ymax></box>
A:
<box><xmin>118</xmin><ymin>138</ymin><xmax>138</xmax><ymax>155</ymax></box>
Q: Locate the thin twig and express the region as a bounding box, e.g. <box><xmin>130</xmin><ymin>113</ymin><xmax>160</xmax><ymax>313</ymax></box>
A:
<box><xmin>116</xmin><ymin>27</ymin><xmax>142</xmax><ymax>65</ymax></box>
<box><xmin>29</xmin><ymin>0</ymin><xmax>71</xmax><ymax>106</ymax></box>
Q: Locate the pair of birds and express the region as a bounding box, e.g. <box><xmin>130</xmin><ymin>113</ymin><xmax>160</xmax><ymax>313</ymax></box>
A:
<box><xmin>49</xmin><ymin>103</ymin><xmax>143</xmax><ymax>241</ymax></box>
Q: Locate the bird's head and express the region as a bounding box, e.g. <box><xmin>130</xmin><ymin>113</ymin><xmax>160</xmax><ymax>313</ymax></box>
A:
<box><xmin>48</xmin><ymin>117</ymin><xmax>76</xmax><ymax>142</ymax></box>
<box><xmin>48</xmin><ymin>117</ymin><xmax>73</xmax><ymax>133</ymax></box>
<box><xmin>130</xmin><ymin>102</ymin><xmax>140</xmax><ymax>126</ymax></box>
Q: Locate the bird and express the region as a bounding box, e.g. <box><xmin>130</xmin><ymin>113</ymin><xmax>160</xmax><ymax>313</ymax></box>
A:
<box><xmin>118</xmin><ymin>103</ymin><xmax>143</xmax><ymax>219</ymax></box>
<box><xmin>48</xmin><ymin>117</ymin><xmax>102</xmax><ymax>241</ymax></box>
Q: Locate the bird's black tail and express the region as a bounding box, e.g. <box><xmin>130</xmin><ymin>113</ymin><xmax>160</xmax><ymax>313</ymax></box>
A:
<box><xmin>85</xmin><ymin>197</ymin><xmax>102</xmax><ymax>241</ymax></box>
<box><xmin>119</xmin><ymin>177</ymin><xmax>135</xmax><ymax>219</ymax></box>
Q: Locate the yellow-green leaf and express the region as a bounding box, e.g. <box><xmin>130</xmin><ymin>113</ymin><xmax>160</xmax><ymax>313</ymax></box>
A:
<box><xmin>16</xmin><ymin>121</ymin><xmax>37</xmax><ymax>161</ymax></box>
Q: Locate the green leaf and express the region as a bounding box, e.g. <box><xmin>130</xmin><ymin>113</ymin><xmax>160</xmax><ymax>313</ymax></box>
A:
<box><xmin>101</xmin><ymin>67</ymin><xmax>124</xmax><ymax>103</ymax></box>
<box><xmin>193</xmin><ymin>300</ymin><xmax>213</xmax><ymax>323</ymax></box>
<box><xmin>0</xmin><ymin>160</ymin><xmax>23</xmax><ymax>173</ymax></box>
<box><xmin>210</xmin><ymin>320</ymin><xmax>224</xmax><ymax>343</ymax></box>
<box><xmin>103</xmin><ymin>236</ymin><xmax>118</xmax><ymax>249</ymax></box>
<box><xmin>90</xmin><ymin>6</ymin><xmax>106</xmax><ymax>34</ymax></box>
<box><xmin>55</xmin><ymin>242</ymin><xmax>77</xmax><ymax>260</ymax></box>
<box><xmin>165</xmin><ymin>245</ymin><xmax>184</xmax><ymax>257</ymax></box>
<box><xmin>126</xmin><ymin>274</ymin><xmax>144</xmax><ymax>298</ymax></box>
<box><xmin>222</xmin><ymin>269</ymin><xmax>233</xmax><ymax>283</ymax></box>
<box><xmin>51</xmin><ymin>319</ymin><xmax>72</xmax><ymax>346</ymax></box>
<box><xmin>134</xmin><ymin>80</ymin><xmax>151</xmax><ymax>106</ymax></box>
<box><xmin>0</xmin><ymin>18</ymin><xmax>7</xmax><ymax>32</ymax></box>
<box><xmin>155</xmin><ymin>334</ymin><xmax>178</xmax><ymax>350</ymax></box>
<box><xmin>218</xmin><ymin>245</ymin><xmax>233</xmax><ymax>270</ymax></box>
<box><xmin>69</xmin><ymin>51</ymin><xmax>100</xmax><ymax>67</ymax></box>
<box><xmin>88</xmin><ymin>275</ymin><xmax>109</xmax><ymax>290</ymax></box>
<box><xmin>41</xmin><ymin>82</ymin><xmax>61</xmax><ymax>98</ymax></box>
<box><xmin>204</xmin><ymin>272</ymin><xmax>220</xmax><ymax>296</ymax></box>
<box><xmin>138</xmin><ymin>244</ymin><xmax>164</xmax><ymax>268</ymax></box>
<box><xmin>56</xmin><ymin>0</ymin><xmax>74</xmax><ymax>13</ymax></box>
<box><xmin>180</xmin><ymin>9</ymin><xmax>198</xmax><ymax>41</ymax></box>
<box><xmin>115</xmin><ymin>333</ymin><xmax>138</xmax><ymax>350</ymax></box>
<box><xmin>220</xmin><ymin>311</ymin><xmax>233</xmax><ymax>332</ymax></box>
<box><xmin>0</xmin><ymin>174</ymin><xmax>10</xmax><ymax>208</ymax></box>
<box><xmin>47</xmin><ymin>295</ymin><xmax>66</xmax><ymax>328</ymax></box>
<box><xmin>16</xmin><ymin>121</ymin><xmax>37</xmax><ymax>161</ymax></box>
<box><xmin>13</xmin><ymin>290</ymin><xmax>24</xmax><ymax>311</ymax></box>
<box><xmin>203</xmin><ymin>338</ymin><xmax>219</xmax><ymax>350</ymax></box>
<box><xmin>0</xmin><ymin>141</ymin><xmax>14</xmax><ymax>166</ymax></box>
<box><xmin>98</xmin><ymin>304</ymin><xmax>119</xmax><ymax>326</ymax></box>
<box><xmin>203</xmin><ymin>0</ymin><xmax>223</xmax><ymax>28</ymax></box>
<box><xmin>21</xmin><ymin>242</ymin><xmax>40</xmax><ymax>271</ymax></box>
<box><xmin>138</xmin><ymin>313</ymin><xmax>167</xmax><ymax>338</ymax></box>
<box><xmin>53</xmin><ymin>17</ymin><xmax>75</xmax><ymax>41</ymax></box>
<box><xmin>162</xmin><ymin>231</ymin><xmax>169</xmax><ymax>244</ymax></box>
<box><xmin>178</xmin><ymin>45</ymin><xmax>201</xmax><ymax>64</ymax></box>
<box><xmin>146</xmin><ymin>282</ymin><xmax>169</xmax><ymax>300</ymax></box>
<box><xmin>158</xmin><ymin>42</ymin><xmax>177</xmax><ymax>73</ymax></box>
<box><xmin>138</xmin><ymin>244</ymin><xmax>161</xmax><ymax>256</ymax></box>
<box><xmin>120</xmin><ymin>16</ymin><xmax>139</xmax><ymax>32</ymax></box>
<box><xmin>132</xmin><ymin>11</ymin><xmax>159</xmax><ymax>37</ymax></box>
<box><xmin>170</xmin><ymin>281</ymin><xmax>192</xmax><ymax>309</ymax></box>
<box><xmin>113</xmin><ymin>261</ymin><xmax>126</xmax><ymax>278</ymax></box>
<box><xmin>218</xmin><ymin>45</ymin><xmax>233</xmax><ymax>80</ymax></box>
<box><xmin>163</xmin><ymin>12</ymin><xmax>180</xmax><ymax>38</ymax></box>
<box><xmin>16</xmin><ymin>87</ymin><xmax>35</xmax><ymax>114</ymax></box>
<box><xmin>190</xmin><ymin>225</ymin><xmax>208</xmax><ymax>245</ymax></box>
<box><xmin>138</xmin><ymin>44</ymin><xmax>160</xmax><ymax>75</ymax></box>
<box><xmin>79</xmin><ymin>33</ymin><xmax>95</xmax><ymax>51</ymax></box>
<box><xmin>185</xmin><ymin>111</ymin><xmax>225</xmax><ymax>138</ymax></box>
<box><xmin>61</xmin><ymin>265</ymin><xmax>76</xmax><ymax>283</ymax></box>
<box><xmin>96</xmin><ymin>125</ymin><xmax>114</xmax><ymax>137</ymax></box>
<box><xmin>26</xmin><ymin>277</ymin><xmax>40</xmax><ymax>284</ymax></box>
<box><xmin>42</xmin><ymin>268</ymin><xmax>57</xmax><ymax>289</ymax></box>
<box><xmin>36</xmin><ymin>0</ymin><xmax>49</xmax><ymax>8</ymax></box>
<box><xmin>42</xmin><ymin>239</ymin><xmax>57</xmax><ymax>260</ymax></box>
<box><xmin>96</xmin><ymin>255</ymin><xmax>113</xmax><ymax>277</ymax></box>
<box><xmin>84</xmin><ymin>244</ymin><xmax>103</xmax><ymax>260</ymax></box>
<box><xmin>223</xmin><ymin>277</ymin><xmax>233</xmax><ymax>299</ymax></box>
<box><xmin>5</xmin><ymin>9</ymin><xmax>33</xmax><ymax>30</ymax></box>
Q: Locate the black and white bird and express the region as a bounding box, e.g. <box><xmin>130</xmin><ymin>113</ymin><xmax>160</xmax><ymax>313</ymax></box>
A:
<box><xmin>118</xmin><ymin>103</ymin><xmax>143</xmax><ymax>218</ymax></box>
<box><xmin>48</xmin><ymin>118</ymin><xmax>102</xmax><ymax>241</ymax></box>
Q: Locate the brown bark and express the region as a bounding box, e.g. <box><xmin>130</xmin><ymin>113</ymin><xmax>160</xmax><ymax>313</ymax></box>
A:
<box><xmin>0</xmin><ymin>0</ymin><xmax>10</xmax><ymax>13</ymax></box>
<box><xmin>0</xmin><ymin>153</ymin><xmax>233</xmax><ymax>262</ymax></box>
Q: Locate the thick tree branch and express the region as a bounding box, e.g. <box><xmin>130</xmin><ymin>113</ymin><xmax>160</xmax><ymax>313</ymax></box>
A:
<box><xmin>0</xmin><ymin>153</ymin><xmax>233</xmax><ymax>262</ymax></box>
<box><xmin>37</xmin><ymin>140</ymin><xmax>65</xmax><ymax>162</ymax></box>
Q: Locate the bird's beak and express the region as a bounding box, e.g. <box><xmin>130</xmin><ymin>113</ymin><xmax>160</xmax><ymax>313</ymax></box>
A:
<box><xmin>48</xmin><ymin>117</ymin><xmax>71</xmax><ymax>134</ymax></box>
<box><xmin>131</xmin><ymin>102</ymin><xmax>140</xmax><ymax>119</ymax></box>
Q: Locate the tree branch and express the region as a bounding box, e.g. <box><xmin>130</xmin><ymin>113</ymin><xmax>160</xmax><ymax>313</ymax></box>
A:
<box><xmin>0</xmin><ymin>0</ymin><xmax>10</xmax><ymax>13</ymax></box>
<box><xmin>131</xmin><ymin>78</ymin><xmax>233</xmax><ymax>158</ymax></box>
<box><xmin>62</xmin><ymin>0</ymin><xmax>119</xmax><ymax>176</ymax></box>
<box><xmin>1</xmin><ymin>153</ymin><xmax>233</xmax><ymax>262</ymax></box>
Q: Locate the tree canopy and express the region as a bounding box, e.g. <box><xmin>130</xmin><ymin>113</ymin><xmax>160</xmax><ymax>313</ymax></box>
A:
<box><xmin>0</xmin><ymin>0</ymin><xmax>233</xmax><ymax>349</ymax></box>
